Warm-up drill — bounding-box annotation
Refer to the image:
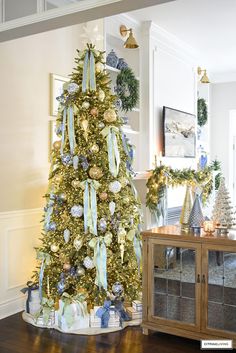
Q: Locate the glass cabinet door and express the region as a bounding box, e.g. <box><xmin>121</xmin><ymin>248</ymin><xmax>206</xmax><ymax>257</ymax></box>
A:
<box><xmin>206</xmin><ymin>248</ymin><xmax>236</xmax><ymax>334</ymax></box>
<box><xmin>149</xmin><ymin>240</ymin><xmax>201</xmax><ymax>331</ymax></box>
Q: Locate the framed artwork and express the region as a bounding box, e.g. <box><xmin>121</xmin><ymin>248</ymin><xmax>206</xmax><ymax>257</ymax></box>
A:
<box><xmin>163</xmin><ymin>106</ymin><xmax>196</xmax><ymax>158</ymax></box>
<box><xmin>48</xmin><ymin>119</ymin><xmax>59</xmax><ymax>161</ymax></box>
<box><xmin>50</xmin><ymin>73</ymin><xmax>69</xmax><ymax>116</ymax></box>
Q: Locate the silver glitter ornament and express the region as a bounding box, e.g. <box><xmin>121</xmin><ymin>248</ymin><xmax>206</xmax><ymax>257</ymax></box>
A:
<box><xmin>83</xmin><ymin>256</ymin><xmax>94</xmax><ymax>269</ymax></box>
<box><xmin>99</xmin><ymin>218</ymin><xmax>107</xmax><ymax>232</ymax></box>
<box><xmin>71</xmin><ymin>205</ymin><xmax>83</xmax><ymax>218</ymax></box>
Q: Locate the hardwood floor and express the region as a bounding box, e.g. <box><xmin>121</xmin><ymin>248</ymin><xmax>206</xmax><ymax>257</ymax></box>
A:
<box><xmin>0</xmin><ymin>313</ymin><xmax>215</xmax><ymax>353</ymax></box>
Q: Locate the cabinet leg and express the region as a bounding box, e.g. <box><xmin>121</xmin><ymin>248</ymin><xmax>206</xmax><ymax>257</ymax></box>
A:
<box><xmin>142</xmin><ymin>328</ymin><xmax>149</xmax><ymax>335</ymax></box>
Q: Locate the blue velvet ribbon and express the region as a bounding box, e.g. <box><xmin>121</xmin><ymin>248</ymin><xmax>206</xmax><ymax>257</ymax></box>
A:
<box><xmin>82</xmin><ymin>50</ymin><xmax>96</xmax><ymax>92</ymax></box>
<box><xmin>101</xmin><ymin>126</ymin><xmax>120</xmax><ymax>177</ymax></box>
<box><xmin>67</xmin><ymin>106</ymin><xmax>76</xmax><ymax>154</ymax></box>
<box><xmin>39</xmin><ymin>260</ymin><xmax>45</xmax><ymax>301</ymax></box>
<box><xmin>60</xmin><ymin>107</ymin><xmax>67</xmax><ymax>156</ymax></box>
<box><xmin>95</xmin><ymin>239</ymin><xmax>107</xmax><ymax>290</ymax></box>
<box><xmin>37</xmin><ymin>252</ymin><xmax>51</xmax><ymax>301</ymax></box>
<box><xmin>73</xmin><ymin>155</ymin><xmax>79</xmax><ymax>170</ymax></box>
<box><xmin>81</xmin><ymin>179</ymin><xmax>100</xmax><ymax>235</ymax></box>
<box><xmin>44</xmin><ymin>203</ymin><xmax>53</xmax><ymax>232</ymax></box>
<box><xmin>96</xmin><ymin>300</ymin><xmax>113</xmax><ymax>328</ymax></box>
<box><xmin>21</xmin><ymin>281</ymin><xmax>39</xmax><ymax>313</ymax></box>
<box><xmin>114</xmin><ymin>299</ymin><xmax>131</xmax><ymax>322</ymax></box>
<box><xmin>133</xmin><ymin>234</ymin><xmax>142</xmax><ymax>273</ymax></box>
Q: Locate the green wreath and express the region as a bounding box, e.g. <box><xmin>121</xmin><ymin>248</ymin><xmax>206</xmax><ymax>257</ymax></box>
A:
<box><xmin>197</xmin><ymin>98</ymin><xmax>208</xmax><ymax>126</ymax></box>
<box><xmin>116</xmin><ymin>67</ymin><xmax>139</xmax><ymax>112</ymax></box>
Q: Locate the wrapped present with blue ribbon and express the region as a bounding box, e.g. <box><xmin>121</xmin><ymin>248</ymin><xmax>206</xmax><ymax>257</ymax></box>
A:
<box><xmin>21</xmin><ymin>281</ymin><xmax>39</xmax><ymax>314</ymax></box>
<box><xmin>95</xmin><ymin>299</ymin><xmax>118</xmax><ymax>328</ymax></box>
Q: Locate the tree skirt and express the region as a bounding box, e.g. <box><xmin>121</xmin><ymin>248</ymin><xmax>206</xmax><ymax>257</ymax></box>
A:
<box><xmin>22</xmin><ymin>312</ymin><xmax>141</xmax><ymax>335</ymax></box>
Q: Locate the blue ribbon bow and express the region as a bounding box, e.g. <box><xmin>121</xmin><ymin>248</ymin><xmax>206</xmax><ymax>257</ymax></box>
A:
<box><xmin>96</xmin><ymin>300</ymin><xmax>113</xmax><ymax>328</ymax></box>
<box><xmin>60</xmin><ymin>106</ymin><xmax>76</xmax><ymax>156</ymax></box>
<box><xmin>21</xmin><ymin>281</ymin><xmax>39</xmax><ymax>313</ymax></box>
<box><xmin>82</xmin><ymin>49</ymin><xmax>96</xmax><ymax>92</ymax></box>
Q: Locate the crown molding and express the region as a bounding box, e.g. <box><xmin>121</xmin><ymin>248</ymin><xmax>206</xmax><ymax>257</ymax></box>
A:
<box><xmin>143</xmin><ymin>20</ymin><xmax>199</xmax><ymax>66</ymax></box>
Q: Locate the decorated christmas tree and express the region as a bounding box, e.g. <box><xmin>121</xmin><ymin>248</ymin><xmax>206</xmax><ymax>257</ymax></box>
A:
<box><xmin>33</xmin><ymin>44</ymin><xmax>142</xmax><ymax>309</ymax></box>
<box><xmin>212</xmin><ymin>177</ymin><xmax>235</xmax><ymax>229</ymax></box>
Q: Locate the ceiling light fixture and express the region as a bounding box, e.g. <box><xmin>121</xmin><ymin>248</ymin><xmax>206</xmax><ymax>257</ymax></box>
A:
<box><xmin>120</xmin><ymin>25</ymin><xmax>139</xmax><ymax>49</ymax></box>
<box><xmin>197</xmin><ymin>66</ymin><xmax>210</xmax><ymax>84</ymax></box>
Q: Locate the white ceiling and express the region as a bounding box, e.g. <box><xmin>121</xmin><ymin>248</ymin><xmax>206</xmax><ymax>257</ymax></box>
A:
<box><xmin>129</xmin><ymin>0</ymin><xmax>236</xmax><ymax>81</ymax></box>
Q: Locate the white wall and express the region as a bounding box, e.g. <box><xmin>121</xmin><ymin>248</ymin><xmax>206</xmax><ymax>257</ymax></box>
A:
<box><xmin>0</xmin><ymin>19</ymin><xmax>104</xmax><ymax>318</ymax></box>
<box><xmin>210</xmin><ymin>82</ymin><xmax>236</xmax><ymax>186</ymax></box>
<box><xmin>140</xmin><ymin>21</ymin><xmax>197</xmax><ymax>211</ymax></box>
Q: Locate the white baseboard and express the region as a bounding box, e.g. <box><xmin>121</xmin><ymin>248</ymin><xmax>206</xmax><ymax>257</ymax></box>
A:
<box><xmin>0</xmin><ymin>208</ymin><xmax>41</xmax><ymax>320</ymax></box>
<box><xmin>0</xmin><ymin>295</ymin><xmax>25</xmax><ymax>320</ymax></box>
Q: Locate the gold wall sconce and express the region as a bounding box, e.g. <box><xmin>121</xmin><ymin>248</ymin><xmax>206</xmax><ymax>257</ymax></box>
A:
<box><xmin>197</xmin><ymin>66</ymin><xmax>210</xmax><ymax>84</ymax></box>
<box><xmin>120</xmin><ymin>25</ymin><xmax>139</xmax><ymax>49</ymax></box>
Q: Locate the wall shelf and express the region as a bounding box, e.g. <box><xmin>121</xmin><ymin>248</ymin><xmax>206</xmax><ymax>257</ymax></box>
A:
<box><xmin>105</xmin><ymin>65</ymin><xmax>121</xmax><ymax>73</ymax></box>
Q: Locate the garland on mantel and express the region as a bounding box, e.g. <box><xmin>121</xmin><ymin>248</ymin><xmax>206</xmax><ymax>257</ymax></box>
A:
<box><xmin>146</xmin><ymin>165</ymin><xmax>213</xmax><ymax>220</ymax></box>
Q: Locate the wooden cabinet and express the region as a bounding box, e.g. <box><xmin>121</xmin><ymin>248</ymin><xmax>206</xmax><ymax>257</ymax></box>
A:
<box><xmin>142</xmin><ymin>226</ymin><xmax>236</xmax><ymax>348</ymax></box>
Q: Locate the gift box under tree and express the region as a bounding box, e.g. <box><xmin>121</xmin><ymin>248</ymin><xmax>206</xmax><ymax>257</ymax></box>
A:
<box><xmin>55</xmin><ymin>292</ymin><xmax>89</xmax><ymax>331</ymax></box>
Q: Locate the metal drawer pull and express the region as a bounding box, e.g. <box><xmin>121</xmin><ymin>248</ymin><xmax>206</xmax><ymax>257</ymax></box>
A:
<box><xmin>197</xmin><ymin>274</ymin><xmax>201</xmax><ymax>283</ymax></box>
<box><xmin>202</xmin><ymin>274</ymin><xmax>206</xmax><ymax>283</ymax></box>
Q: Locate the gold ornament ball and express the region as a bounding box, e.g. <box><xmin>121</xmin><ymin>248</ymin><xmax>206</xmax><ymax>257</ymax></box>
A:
<box><xmin>78</xmin><ymin>60</ymin><xmax>84</xmax><ymax>67</ymax></box>
<box><xmin>95</xmin><ymin>62</ymin><xmax>104</xmax><ymax>73</ymax></box>
<box><xmin>98</xmin><ymin>90</ymin><xmax>105</xmax><ymax>102</ymax></box>
<box><xmin>82</xmin><ymin>101</ymin><xmax>90</xmax><ymax>110</ymax></box>
<box><xmin>123</xmin><ymin>196</ymin><xmax>130</xmax><ymax>204</ymax></box>
<box><xmin>63</xmin><ymin>263</ymin><xmax>71</xmax><ymax>271</ymax></box>
<box><xmin>89</xmin><ymin>166</ymin><xmax>103</xmax><ymax>180</ymax></box>
<box><xmin>90</xmin><ymin>144</ymin><xmax>99</xmax><ymax>154</ymax></box>
<box><xmin>53</xmin><ymin>140</ymin><xmax>61</xmax><ymax>150</ymax></box>
<box><xmin>72</xmin><ymin>179</ymin><xmax>80</xmax><ymax>188</ymax></box>
<box><xmin>99</xmin><ymin>192</ymin><xmax>108</xmax><ymax>201</ymax></box>
<box><xmin>51</xmin><ymin>244</ymin><xmax>59</xmax><ymax>253</ymax></box>
<box><xmin>104</xmin><ymin>109</ymin><xmax>117</xmax><ymax>123</ymax></box>
<box><xmin>90</xmin><ymin>107</ymin><xmax>99</xmax><ymax>117</ymax></box>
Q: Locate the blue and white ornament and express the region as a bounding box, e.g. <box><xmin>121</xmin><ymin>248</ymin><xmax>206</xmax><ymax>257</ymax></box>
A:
<box><xmin>63</xmin><ymin>229</ymin><xmax>70</xmax><ymax>243</ymax></box>
<box><xmin>109</xmin><ymin>181</ymin><xmax>122</xmax><ymax>194</ymax></box>
<box><xmin>46</xmin><ymin>222</ymin><xmax>57</xmax><ymax>231</ymax></box>
<box><xmin>112</xmin><ymin>282</ymin><xmax>124</xmax><ymax>297</ymax></box>
<box><xmin>115</xmin><ymin>98</ymin><xmax>122</xmax><ymax>110</ymax></box>
<box><xmin>67</xmin><ymin>82</ymin><xmax>79</xmax><ymax>93</ymax></box>
<box><xmin>99</xmin><ymin>218</ymin><xmax>107</xmax><ymax>232</ymax></box>
<box><xmin>55</xmin><ymin>124</ymin><xmax>62</xmax><ymax>136</ymax></box>
<box><xmin>83</xmin><ymin>256</ymin><xmax>94</xmax><ymax>269</ymax></box>
<box><xmin>61</xmin><ymin>154</ymin><xmax>72</xmax><ymax>166</ymax></box>
<box><xmin>71</xmin><ymin>205</ymin><xmax>83</xmax><ymax>218</ymax></box>
<box><xmin>57</xmin><ymin>280</ymin><xmax>65</xmax><ymax>294</ymax></box>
